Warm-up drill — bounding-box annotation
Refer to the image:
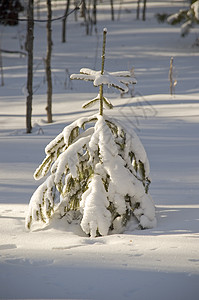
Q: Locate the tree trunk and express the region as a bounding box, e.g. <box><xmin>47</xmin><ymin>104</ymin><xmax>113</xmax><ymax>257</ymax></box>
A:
<box><xmin>26</xmin><ymin>0</ymin><xmax>34</xmax><ymax>133</ymax></box>
<box><xmin>62</xmin><ymin>0</ymin><xmax>70</xmax><ymax>43</ymax></box>
<box><xmin>142</xmin><ymin>0</ymin><xmax>147</xmax><ymax>21</ymax></box>
<box><xmin>110</xmin><ymin>0</ymin><xmax>114</xmax><ymax>21</ymax></box>
<box><xmin>93</xmin><ymin>0</ymin><xmax>97</xmax><ymax>25</ymax></box>
<box><xmin>46</xmin><ymin>0</ymin><xmax>53</xmax><ymax>123</ymax></box>
<box><xmin>0</xmin><ymin>48</ymin><xmax>4</xmax><ymax>86</ymax></box>
<box><xmin>136</xmin><ymin>0</ymin><xmax>141</xmax><ymax>20</ymax></box>
<box><xmin>74</xmin><ymin>0</ymin><xmax>79</xmax><ymax>22</ymax></box>
<box><xmin>80</xmin><ymin>0</ymin><xmax>86</xmax><ymax>18</ymax></box>
<box><xmin>82</xmin><ymin>0</ymin><xmax>93</xmax><ymax>35</ymax></box>
<box><xmin>99</xmin><ymin>29</ymin><xmax>107</xmax><ymax>116</ymax></box>
<box><xmin>169</xmin><ymin>57</ymin><xmax>174</xmax><ymax>95</ymax></box>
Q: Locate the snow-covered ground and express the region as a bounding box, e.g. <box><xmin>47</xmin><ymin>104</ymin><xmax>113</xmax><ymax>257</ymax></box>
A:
<box><xmin>0</xmin><ymin>1</ymin><xmax>199</xmax><ymax>299</ymax></box>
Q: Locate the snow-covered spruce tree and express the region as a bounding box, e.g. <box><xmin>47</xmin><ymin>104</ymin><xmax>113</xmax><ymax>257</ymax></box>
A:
<box><xmin>26</xmin><ymin>28</ymin><xmax>156</xmax><ymax>237</ymax></box>
<box><xmin>167</xmin><ymin>0</ymin><xmax>199</xmax><ymax>37</ymax></box>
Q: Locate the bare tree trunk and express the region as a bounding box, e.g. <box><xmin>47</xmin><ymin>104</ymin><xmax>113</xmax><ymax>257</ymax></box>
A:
<box><xmin>74</xmin><ymin>0</ymin><xmax>79</xmax><ymax>21</ymax></box>
<box><xmin>99</xmin><ymin>29</ymin><xmax>107</xmax><ymax>116</ymax></box>
<box><xmin>0</xmin><ymin>48</ymin><xmax>4</xmax><ymax>86</ymax></box>
<box><xmin>62</xmin><ymin>0</ymin><xmax>70</xmax><ymax>43</ymax></box>
<box><xmin>136</xmin><ymin>0</ymin><xmax>141</xmax><ymax>20</ymax></box>
<box><xmin>169</xmin><ymin>57</ymin><xmax>174</xmax><ymax>95</ymax></box>
<box><xmin>26</xmin><ymin>0</ymin><xmax>34</xmax><ymax>133</ymax></box>
<box><xmin>46</xmin><ymin>0</ymin><xmax>53</xmax><ymax>123</ymax></box>
<box><xmin>142</xmin><ymin>0</ymin><xmax>147</xmax><ymax>21</ymax></box>
<box><xmin>110</xmin><ymin>0</ymin><xmax>114</xmax><ymax>21</ymax></box>
<box><xmin>80</xmin><ymin>0</ymin><xmax>86</xmax><ymax>18</ymax></box>
<box><xmin>93</xmin><ymin>0</ymin><xmax>97</xmax><ymax>25</ymax></box>
<box><xmin>81</xmin><ymin>0</ymin><xmax>93</xmax><ymax>35</ymax></box>
<box><xmin>117</xmin><ymin>0</ymin><xmax>123</xmax><ymax>21</ymax></box>
<box><xmin>0</xmin><ymin>30</ymin><xmax>4</xmax><ymax>86</ymax></box>
<box><xmin>86</xmin><ymin>0</ymin><xmax>93</xmax><ymax>35</ymax></box>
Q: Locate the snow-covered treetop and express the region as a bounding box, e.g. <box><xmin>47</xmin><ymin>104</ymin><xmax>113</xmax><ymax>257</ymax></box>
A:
<box><xmin>70</xmin><ymin>28</ymin><xmax>136</xmax><ymax>115</ymax></box>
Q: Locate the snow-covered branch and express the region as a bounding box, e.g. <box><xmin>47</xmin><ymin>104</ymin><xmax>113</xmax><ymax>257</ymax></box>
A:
<box><xmin>70</xmin><ymin>68</ymin><xmax>136</xmax><ymax>93</ymax></box>
<box><xmin>167</xmin><ymin>0</ymin><xmax>199</xmax><ymax>36</ymax></box>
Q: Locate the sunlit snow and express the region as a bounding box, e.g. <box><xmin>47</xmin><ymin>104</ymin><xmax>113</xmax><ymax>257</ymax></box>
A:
<box><xmin>0</xmin><ymin>0</ymin><xmax>199</xmax><ymax>299</ymax></box>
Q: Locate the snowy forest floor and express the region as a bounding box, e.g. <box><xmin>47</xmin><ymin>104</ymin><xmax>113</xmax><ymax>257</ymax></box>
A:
<box><xmin>0</xmin><ymin>1</ymin><xmax>199</xmax><ymax>299</ymax></box>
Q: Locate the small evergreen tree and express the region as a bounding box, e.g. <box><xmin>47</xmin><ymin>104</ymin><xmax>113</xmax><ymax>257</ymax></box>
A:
<box><xmin>26</xmin><ymin>29</ymin><xmax>156</xmax><ymax>237</ymax></box>
<box><xmin>167</xmin><ymin>0</ymin><xmax>199</xmax><ymax>36</ymax></box>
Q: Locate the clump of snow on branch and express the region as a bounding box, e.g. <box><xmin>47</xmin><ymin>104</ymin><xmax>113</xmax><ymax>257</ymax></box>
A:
<box><xmin>181</xmin><ymin>20</ymin><xmax>192</xmax><ymax>37</ymax></box>
<box><xmin>70</xmin><ymin>68</ymin><xmax>136</xmax><ymax>93</ymax></box>
<box><xmin>192</xmin><ymin>0</ymin><xmax>199</xmax><ymax>20</ymax></box>
<box><xmin>26</xmin><ymin>114</ymin><xmax>156</xmax><ymax>237</ymax></box>
<box><xmin>80</xmin><ymin>174</ymin><xmax>111</xmax><ymax>237</ymax></box>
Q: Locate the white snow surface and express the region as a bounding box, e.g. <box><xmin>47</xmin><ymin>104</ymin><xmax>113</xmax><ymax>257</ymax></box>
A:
<box><xmin>0</xmin><ymin>0</ymin><xmax>199</xmax><ymax>299</ymax></box>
